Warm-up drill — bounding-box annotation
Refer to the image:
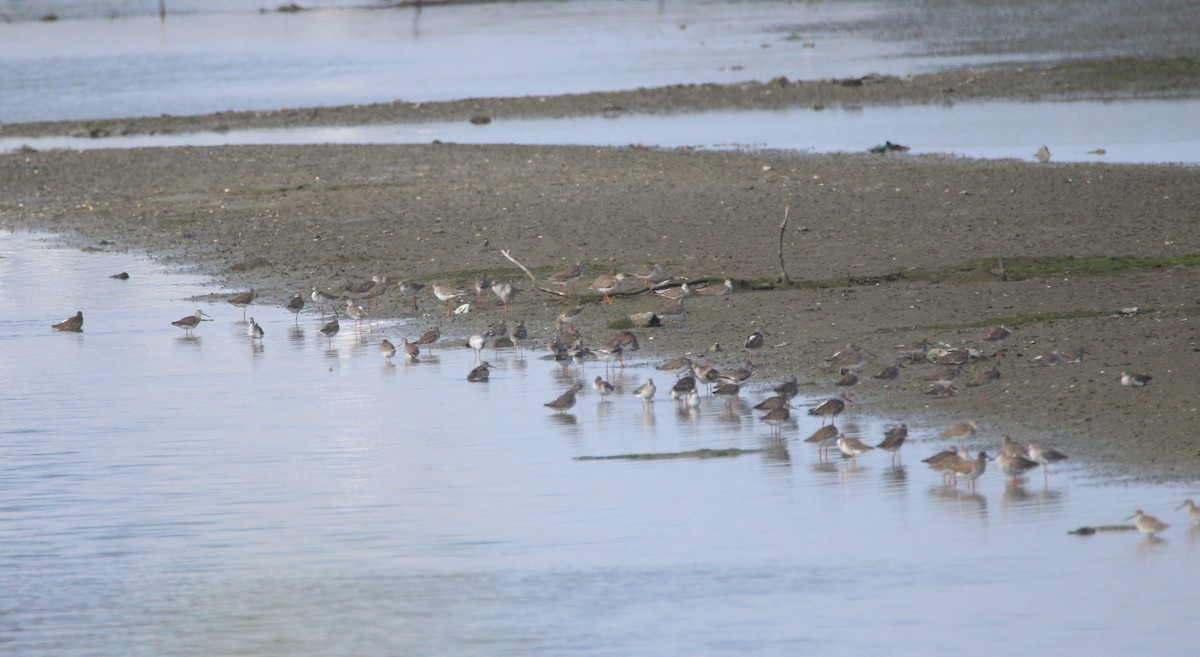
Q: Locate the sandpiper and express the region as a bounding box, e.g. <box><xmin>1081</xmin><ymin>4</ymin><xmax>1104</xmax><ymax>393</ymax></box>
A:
<box><xmin>311</xmin><ymin>286</ymin><xmax>337</xmax><ymax>316</ymax></box>
<box><xmin>489</xmin><ymin>320</ymin><xmax>509</xmax><ymax>352</ymax></box>
<box><xmin>319</xmin><ymin>313</ymin><xmax>340</xmax><ymax>346</ymax></box>
<box><xmin>995</xmin><ymin>451</ymin><xmax>1039</xmax><ymax>485</ymax></box>
<box><xmin>491</xmin><ymin>281</ymin><xmax>521</xmax><ymax>317</ymax></box>
<box><xmin>628</xmin><ymin>263</ymin><xmax>663</xmax><ymax>288</ymax></box>
<box><xmin>588</xmin><ymin>271</ymin><xmax>626</xmax><ymax>304</ymax></box>
<box><xmin>361</xmin><ymin>275</ymin><xmax>388</xmax><ymax>310</ymax></box>
<box><xmin>379</xmin><ymin>338</ymin><xmax>396</xmax><ymax>363</ymax></box>
<box><xmin>658</xmin><ymin>301</ymin><xmax>687</xmax><ymax>328</ymax></box>
<box><xmin>808</xmin><ymin>394</ymin><xmax>851</xmax><ymax>426</ymax></box>
<box><xmin>967</xmin><ymin>365</ymin><xmax>1001</xmax><ymax>402</ymax></box>
<box><xmin>670</xmin><ymin>375</ymin><xmax>697</xmax><ymax>403</ymax></box>
<box><xmin>399</xmin><ymin>337</ymin><xmax>420</xmax><ymax>361</ymax></box>
<box><xmin>1127</xmin><ymin>510</ymin><xmax>1169</xmax><ymax>537</ymax></box>
<box><xmin>1119</xmin><ymin>371</ymin><xmax>1152</xmax><ymax>387</ymax></box>
<box><xmin>593</xmin><ymin>375</ymin><xmax>615</xmax><ymax>401</ymax></box>
<box><xmin>395</xmin><ymin>281</ymin><xmax>425</xmax><ymax>311</ymax></box>
<box><xmin>871</xmin><ymin>365</ymin><xmax>900</xmax><ymax>400</ymax></box>
<box><xmin>713</xmin><ymin>382</ymin><xmax>741</xmax><ymax>403</ymax></box>
<box><xmin>609</xmin><ymin>329</ymin><xmax>639</xmax><ymax>353</ymax></box>
<box><xmin>1059</xmin><ymin>346</ymin><xmax>1088</xmax><ymax>363</ymax></box>
<box><xmin>837</xmin><ymin>435</ymin><xmax>875</xmax><ymax>464</ymax></box>
<box><xmin>474</xmin><ymin>274</ymin><xmax>492</xmax><ymax>308</ymax></box>
<box><xmin>1027</xmin><ymin>443</ymin><xmax>1067</xmax><ymax>478</ymax></box>
<box><xmin>950</xmin><ymin>451</ymin><xmax>988</xmax><ymax>492</ymax></box>
<box><xmin>467</xmin><ymin>361</ymin><xmax>493</xmax><ymax>382</ymax></box>
<box><xmin>875</xmin><ymin>424</ymin><xmax>908</xmax><ymax>465</ymax></box>
<box><xmin>247</xmin><ymin>317</ymin><xmax>264</xmax><ymax>341</ymax></box>
<box><xmin>595</xmin><ymin>344</ymin><xmax>623</xmax><ymax>373</ymax></box>
<box><xmin>511</xmin><ymin>320</ymin><xmax>528</xmax><ymax>352</ymax></box>
<box><xmin>545</xmin><ymin>382</ymin><xmax>584</xmax><ymax>413</ymax></box>
<box><xmin>835</xmin><ymin>368</ymin><xmax>860</xmax><ymax>398</ymax></box>
<box><xmin>924</xmin><ymin>446</ymin><xmax>967</xmax><ymax>484</ymax></box>
<box><xmin>984</xmin><ymin>325</ymin><xmax>1013</xmax><ymax>358</ymax></box>
<box><xmin>413</xmin><ymin>327</ymin><xmax>441</xmax><ymax>354</ymax></box>
<box><xmin>653</xmin><ymin>281</ymin><xmax>691</xmax><ymax>301</ymax></box>
<box><xmin>744</xmin><ymin>329</ymin><xmax>767</xmax><ymax>364</ymax></box>
<box><xmin>774</xmin><ymin>376</ymin><xmax>799</xmax><ymax>400</ymax></box>
<box><xmin>656</xmin><ymin>356</ymin><xmax>692</xmax><ymax>375</ymax></box>
<box><xmin>346</xmin><ymin>298</ymin><xmax>368</xmax><ymax>334</ymax></box>
<box><xmin>634</xmin><ymin>378</ymin><xmax>656</xmax><ymax>404</ymax></box>
<box><xmin>432</xmin><ymin>284</ymin><xmax>466</xmax><ymax>317</ymax></box>
<box><xmin>754</xmin><ymin>395</ymin><xmax>791</xmax><ymax>412</ymax></box>
<box><xmin>1176</xmin><ymin>499</ymin><xmax>1200</xmax><ymax>525</ymax></box>
<box><xmin>51</xmin><ymin>311</ymin><xmax>84</xmax><ymax>332</ymax></box>
<box><xmin>805</xmin><ymin>425</ymin><xmax>840</xmax><ymax>461</ymax></box>
<box><xmin>228</xmin><ymin>289</ymin><xmax>255</xmax><ymax>321</ymax></box>
<box><xmin>940</xmin><ymin>420</ymin><xmax>980</xmax><ymax>446</ymax></box>
<box><xmin>547</xmin><ymin>260</ymin><xmax>585</xmax><ymax>295</ymax></box>
<box><xmin>468</xmin><ymin>331</ymin><xmax>492</xmax><ymax>362</ymax></box>
<box><xmin>172</xmin><ymin>309</ymin><xmax>212</xmax><ymax>336</ymax></box>
<box><xmin>686</xmin><ymin>388</ymin><xmax>702</xmax><ymax>409</ymax></box>
<box><xmin>555</xmin><ymin>307</ymin><xmax>583</xmax><ymax>334</ymax></box>
<box><xmin>759</xmin><ymin>406</ymin><xmax>790</xmax><ymax>438</ymax></box>
<box><xmin>285</xmin><ymin>293</ymin><xmax>305</xmax><ymax>325</ymax></box>
<box><xmin>925</xmin><ymin>365</ymin><xmax>964</xmax><ymax>397</ymax></box>
<box><xmin>695</xmin><ymin>278</ymin><xmax>733</xmax><ymax>297</ymax></box>
<box><xmin>718</xmin><ymin>359</ymin><xmax>754</xmax><ymax>387</ymax></box>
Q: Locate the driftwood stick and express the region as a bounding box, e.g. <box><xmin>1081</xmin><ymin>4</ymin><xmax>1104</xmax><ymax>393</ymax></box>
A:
<box><xmin>501</xmin><ymin>248</ymin><xmax>568</xmax><ymax>297</ymax></box>
<box><xmin>777</xmin><ymin>204</ymin><xmax>793</xmax><ymax>285</ymax></box>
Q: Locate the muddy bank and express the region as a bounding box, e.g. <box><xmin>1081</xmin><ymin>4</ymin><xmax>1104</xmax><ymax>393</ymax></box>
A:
<box><xmin>3</xmin><ymin>58</ymin><xmax>1199</xmax><ymax>140</ymax></box>
<box><xmin>2</xmin><ymin>138</ymin><xmax>1198</xmax><ymax>483</ymax></box>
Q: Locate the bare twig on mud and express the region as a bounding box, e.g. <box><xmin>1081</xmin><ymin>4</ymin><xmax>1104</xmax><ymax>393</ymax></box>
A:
<box><xmin>778</xmin><ymin>204</ymin><xmax>793</xmax><ymax>285</ymax></box>
<box><xmin>501</xmin><ymin>248</ymin><xmax>567</xmax><ymax>297</ymax></box>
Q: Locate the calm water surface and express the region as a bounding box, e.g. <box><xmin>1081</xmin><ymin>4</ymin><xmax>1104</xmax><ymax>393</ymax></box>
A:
<box><xmin>1</xmin><ymin>231</ymin><xmax>1198</xmax><ymax>656</ymax></box>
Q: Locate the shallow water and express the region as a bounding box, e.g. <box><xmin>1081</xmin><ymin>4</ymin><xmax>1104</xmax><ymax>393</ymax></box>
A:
<box><xmin>4</xmin><ymin>98</ymin><xmax>1198</xmax><ymax>165</ymax></box>
<box><xmin>2</xmin><ymin>231</ymin><xmax>1198</xmax><ymax>656</ymax></box>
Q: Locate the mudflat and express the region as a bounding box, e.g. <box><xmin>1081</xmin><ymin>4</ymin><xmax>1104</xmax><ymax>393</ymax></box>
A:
<box><xmin>2</xmin><ymin>57</ymin><xmax>1199</xmax><ymax>482</ymax></box>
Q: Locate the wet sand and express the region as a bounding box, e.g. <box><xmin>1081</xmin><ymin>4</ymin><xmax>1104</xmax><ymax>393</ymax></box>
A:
<box><xmin>2</xmin><ymin>58</ymin><xmax>1199</xmax><ymax>483</ymax></box>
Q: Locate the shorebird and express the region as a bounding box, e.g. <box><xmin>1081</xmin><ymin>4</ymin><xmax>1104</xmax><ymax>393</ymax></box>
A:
<box><xmin>51</xmin><ymin>311</ymin><xmax>84</xmax><ymax>332</ymax></box>
<box><xmin>346</xmin><ymin>277</ymin><xmax>376</xmax><ymax>294</ymax></box>
<box><xmin>1000</xmin><ymin>436</ymin><xmax>1029</xmax><ymax>458</ymax></box>
<box><xmin>924</xmin><ymin>446</ymin><xmax>968</xmax><ymax>484</ymax></box>
<box><xmin>967</xmin><ymin>365</ymin><xmax>1001</xmax><ymax>402</ymax></box>
<box><xmin>634</xmin><ymin>378</ymin><xmax>656</xmax><ymax>404</ymax></box>
<box><xmin>379</xmin><ymin>338</ymin><xmax>396</xmax><ymax>363</ymax></box>
<box><xmin>468</xmin><ymin>331</ymin><xmax>492</xmax><ymax>362</ymax></box>
<box><xmin>489</xmin><ymin>320</ymin><xmax>509</xmax><ymax>352</ymax></box>
<box><xmin>744</xmin><ymin>329</ymin><xmax>767</xmax><ymax>364</ymax></box>
<box><xmin>774</xmin><ymin>376</ymin><xmax>799</xmax><ymax>400</ymax></box>
<box><xmin>555</xmin><ymin>307</ymin><xmax>582</xmax><ymax>334</ymax></box>
<box><xmin>658</xmin><ymin>301</ymin><xmax>687</xmax><ymax>328</ymax></box>
<box><xmin>413</xmin><ymin>327</ymin><xmax>440</xmax><ymax>354</ymax></box>
<box><xmin>547</xmin><ymin>261</ymin><xmax>584</xmax><ymax>295</ymax></box>
<box><xmin>932</xmin><ymin>347</ymin><xmax>972</xmax><ymax>366</ymax></box>
<box><xmin>925</xmin><ymin>365</ymin><xmax>964</xmax><ymax>397</ymax></box>
<box><xmin>467</xmin><ymin>361</ymin><xmax>493</xmax><ymax>382</ymax></box>
<box><xmin>805</xmin><ymin>425</ymin><xmax>840</xmax><ymax>461</ymax></box>
<box><xmin>228</xmin><ymin>289</ymin><xmax>254</xmax><ymax>321</ymax></box>
<box><xmin>893</xmin><ymin>338</ymin><xmax>932</xmax><ymax>362</ymax></box>
<box><xmin>1176</xmin><ymin>499</ymin><xmax>1200</xmax><ymax>525</ymax></box>
<box><xmin>595</xmin><ymin>344</ymin><xmax>622</xmax><ymax>373</ymax></box>
<box><xmin>718</xmin><ymin>359</ymin><xmax>754</xmax><ymax>387</ymax></box>
<box><xmin>837</xmin><ymin>435</ymin><xmax>874</xmax><ymax>464</ymax></box>
<box><xmin>311</xmin><ymin>286</ymin><xmax>337</xmax><ymax>316</ymax></box>
<box><xmin>714</xmin><ymin>382</ymin><xmax>741</xmax><ymax>403</ymax></box>
<box><xmin>995</xmin><ymin>451</ymin><xmax>1039</xmax><ymax>485</ymax></box>
<box><xmin>285</xmin><ymin>293</ymin><xmax>305</xmax><ymax>325</ymax></box>
<box><xmin>835</xmin><ymin>368</ymin><xmax>860</xmax><ymax>398</ymax></box>
<box><xmin>695</xmin><ymin>278</ymin><xmax>733</xmax><ymax>297</ymax></box>
<box><xmin>828</xmin><ymin>344</ymin><xmax>870</xmax><ymax>372</ymax></box>
<box><xmin>491</xmin><ymin>281</ymin><xmax>521</xmax><ymax>317</ymax></box>
<box><xmin>395</xmin><ymin>281</ymin><xmax>425</xmax><ymax>311</ymax></box>
<box><xmin>1127</xmin><ymin>510</ymin><xmax>1169</xmax><ymax>537</ymax></box>
<box><xmin>653</xmin><ymin>281</ymin><xmax>691</xmax><ymax>301</ymax></box>
<box><xmin>588</xmin><ymin>271</ymin><xmax>625</xmax><ymax>304</ymax></box>
<box><xmin>940</xmin><ymin>420</ymin><xmax>980</xmax><ymax>446</ymax></box>
<box><xmin>1059</xmin><ymin>346</ymin><xmax>1088</xmax><ymax>363</ymax></box>
<box><xmin>656</xmin><ymin>356</ymin><xmax>692</xmax><ymax>375</ymax></box>
<box><xmin>871</xmin><ymin>365</ymin><xmax>900</xmax><ymax>400</ymax></box>
<box><xmin>628</xmin><ymin>263</ymin><xmax>663</xmax><ymax>288</ymax></box>
<box><xmin>545</xmin><ymin>382</ymin><xmax>584</xmax><ymax>413</ymax></box>
<box><xmin>474</xmin><ymin>273</ymin><xmax>492</xmax><ymax>308</ymax></box>
<box><xmin>593</xmin><ymin>375</ymin><xmax>615</xmax><ymax>401</ymax></box>
<box><xmin>875</xmin><ymin>424</ymin><xmax>908</xmax><ymax>465</ymax></box>
<box><xmin>1027</xmin><ymin>443</ymin><xmax>1068</xmax><ymax>479</ymax></box>
<box><xmin>754</xmin><ymin>395</ymin><xmax>791</xmax><ymax>412</ymax></box>
<box><xmin>511</xmin><ymin>320</ymin><xmax>528</xmax><ymax>352</ymax></box>
<box><xmin>319</xmin><ymin>313</ymin><xmax>340</xmax><ymax>346</ymax></box>
<box><xmin>609</xmin><ymin>329</ymin><xmax>639</xmax><ymax>353</ymax></box>
<box><xmin>759</xmin><ymin>406</ymin><xmax>790</xmax><ymax>437</ymax></box>
<box><xmin>949</xmin><ymin>451</ymin><xmax>988</xmax><ymax>492</ymax></box>
<box><xmin>685</xmin><ymin>388</ymin><xmax>702</xmax><ymax>409</ymax></box>
<box><xmin>432</xmin><ymin>284</ymin><xmax>467</xmax><ymax>317</ymax></box>
<box><xmin>399</xmin><ymin>337</ymin><xmax>420</xmax><ymax>361</ymax></box>
<box><xmin>808</xmin><ymin>394</ymin><xmax>851</xmax><ymax>426</ymax></box>
<box><xmin>247</xmin><ymin>317</ymin><xmax>264</xmax><ymax>341</ymax></box>
<box><xmin>361</xmin><ymin>275</ymin><xmax>388</xmax><ymax>310</ymax></box>
<box><xmin>670</xmin><ymin>375</ymin><xmax>697</xmax><ymax>403</ymax></box>
<box><xmin>346</xmin><ymin>298</ymin><xmax>368</xmax><ymax>334</ymax></box>
<box><xmin>984</xmin><ymin>325</ymin><xmax>1013</xmax><ymax>358</ymax></box>
<box><xmin>1119</xmin><ymin>371</ymin><xmax>1152</xmax><ymax>387</ymax></box>
<box><xmin>1030</xmin><ymin>350</ymin><xmax>1064</xmax><ymax>367</ymax></box>
<box><xmin>172</xmin><ymin>309</ymin><xmax>212</xmax><ymax>336</ymax></box>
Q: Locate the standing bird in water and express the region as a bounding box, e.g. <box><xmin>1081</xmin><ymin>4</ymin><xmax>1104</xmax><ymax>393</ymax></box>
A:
<box><xmin>228</xmin><ymin>289</ymin><xmax>255</xmax><ymax>321</ymax></box>
<box><xmin>545</xmin><ymin>382</ymin><xmax>584</xmax><ymax>413</ymax></box>
<box><xmin>285</xmin><ymin>293</ymin><xmax>305</xmax><ymax>325</ymax></box>
<box><xmin>467</xmin><ymin>361</ymin><xmax>494</xmax><ymax>382</ymax></box>
<box><xmin>247</xmin><ymin>317</ymin><xmax>264</xmax><ymax>342</ymax></box>
<box><xmin>172</xmin><ymin>309</ymin><xmax>212</xmax><ymax>336</ymax></box>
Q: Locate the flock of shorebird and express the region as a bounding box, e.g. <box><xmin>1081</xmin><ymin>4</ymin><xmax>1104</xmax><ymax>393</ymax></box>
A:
<box><xmin>49</xmin><ymin>260</ymin><xmax>1176</xmax><ymax>535</ymax></box>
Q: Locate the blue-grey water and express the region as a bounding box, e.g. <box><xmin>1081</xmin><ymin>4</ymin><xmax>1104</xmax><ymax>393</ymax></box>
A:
<box><xmin>2</xmin><ymin>231</ymin><xmax>1198</xmax><ymax>656</ymax></box>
